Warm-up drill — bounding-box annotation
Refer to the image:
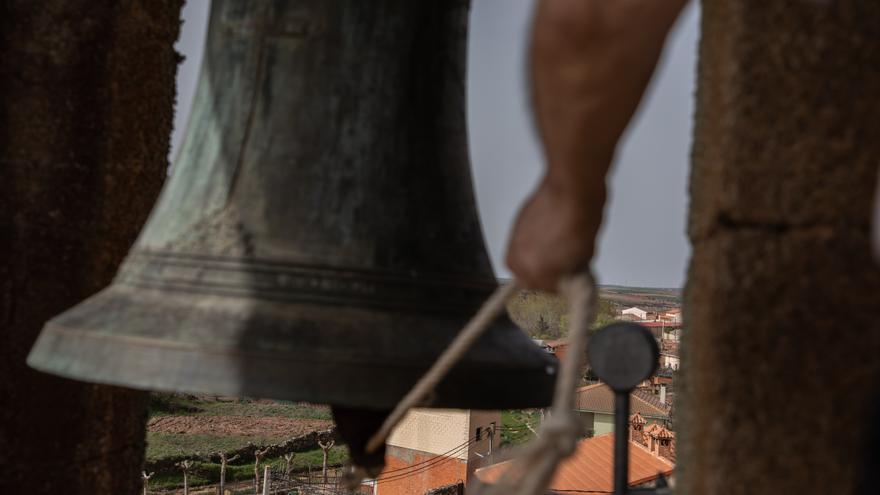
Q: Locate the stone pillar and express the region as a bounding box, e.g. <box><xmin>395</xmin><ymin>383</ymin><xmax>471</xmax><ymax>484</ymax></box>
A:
<box><xmin>680</xmin><ymin>1</ymin><xmax>880</xmax><ymax>494</ymax></box>
<box><xmin>0</xmin><ymin>1</ymin><xmax>181</xmax><ymax>493</ymax></box>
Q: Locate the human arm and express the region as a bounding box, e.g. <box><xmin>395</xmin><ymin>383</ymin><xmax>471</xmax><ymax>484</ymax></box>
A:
<box><xmin>507</xmin><ymin>0</ymin><xmax>688</xmax><ymax>291</ymax></box>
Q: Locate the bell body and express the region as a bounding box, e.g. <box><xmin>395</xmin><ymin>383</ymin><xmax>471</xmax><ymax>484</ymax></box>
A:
<box><xmin>28</xmin><ymin>0</ymin><xmax>557</xmax><ymax>410</ymax></box>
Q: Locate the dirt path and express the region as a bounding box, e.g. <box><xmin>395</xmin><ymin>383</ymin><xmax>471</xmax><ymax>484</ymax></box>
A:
<box><xmin>148</xmin><ymin>415</ymin><xmax>332</xmax><ymax>437</ymax></box>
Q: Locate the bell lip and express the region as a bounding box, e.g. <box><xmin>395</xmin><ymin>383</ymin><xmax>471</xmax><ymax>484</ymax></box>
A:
<box><xmin>28</xmin><ymin>321</ymin><xmax>557</xmax><ymax>410</ymax></box>
<box><xmin>27</xmin><ymin>286</ymin><xmax>559</xmax><ymax>411</ymax></box>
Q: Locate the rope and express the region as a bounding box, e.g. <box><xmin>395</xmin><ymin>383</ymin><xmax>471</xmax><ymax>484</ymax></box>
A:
<box><xmin>365</xmin><ymin>281</ymin><xmax>519</xmax><ymax>453</ymax></box>
<box><xmin>354</xmin><ymin>271</ymin><xmax>595</xmax><ymax>495</ymax></box>
<box><xmin>471</xmin><ymin>273</ymin><xmax>596</xmax><ymax>495</ymax></box>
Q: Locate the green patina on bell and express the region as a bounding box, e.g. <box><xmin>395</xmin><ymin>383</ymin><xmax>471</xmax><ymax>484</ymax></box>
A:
<box><xmin>28</xmin><ymin>0</ymin><xmax>557</xmax><ymax>411</ymax></box>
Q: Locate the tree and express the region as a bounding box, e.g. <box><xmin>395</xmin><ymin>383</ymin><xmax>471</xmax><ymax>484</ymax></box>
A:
<box><xmin>535</xmin><ymin>314</ymin><xmax>551</xmax><ymax>337</ymax></box>
<box><xmin>283</xmin><ymin>453</ymin><xmax>295</xmax><ymax>479</ymax></box>
<box><xmin>506</xmin><ymin>290</ymin><xmax>568</xmax><ymax>338</ymax></box>
<box><xmin>177</xmin><ymin>460</ymin><xmax>194</xmax><ymax>495</ymax></box>
<box><xmin>591</xmin><ymin>298</ymin><xmax>618</xmax><ymax>330</ymax></box>
<box><xmin>318</xmin><ymin>438</ymin><xmax>335</xmax><ymax>483</ymax></box>
<box><xmin>141</xmin><ymin>471</ymin><xmax>155</xmax><ymax>495</ymax></box>
<box><xmin>253</xmin><ymin>447</ymin><xmax>270</xmax><ymax>494</ymax></box>
<box><xmin>217</xmin><ymin>452</ymin><xmax>240</xmax><ymax>495</ymax></box>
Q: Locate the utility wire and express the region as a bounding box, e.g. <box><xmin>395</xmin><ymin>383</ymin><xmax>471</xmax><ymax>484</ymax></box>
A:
<box><xmin>376</xmin><ymin>426</ymin><xmax>501</xmax><ymax>484</ymax></box>
<box><xmin>374</xmin><ymin>450</ymin><xmax>472</xmax><ymax>483</ymax></box>
<box><xmin>376</xmin><ymin>437</ymin><xmax>476</xmax><ymax>475</ymax></box>
<box><xmin>375</xmin><ymin>443</ymin><xmax>474</xmax><ymax>483</ymax></box>
<box><xmin>376</xmin><ymin>421</ymin><xmax>496</xmax><ymax>476</ymax></box>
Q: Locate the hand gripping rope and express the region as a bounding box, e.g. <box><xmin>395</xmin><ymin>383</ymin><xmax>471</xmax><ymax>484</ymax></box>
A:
<box><xmin>356</xmin><ymin>272</ymin><xmax>597</xmax><ymax>495</ymax></box>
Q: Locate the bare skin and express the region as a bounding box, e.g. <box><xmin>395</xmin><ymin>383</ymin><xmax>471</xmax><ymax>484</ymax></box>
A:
<box><xmin>507</xmin><ymin>0</ymin><xmax>688</xmax><ymax>291</ymax></box>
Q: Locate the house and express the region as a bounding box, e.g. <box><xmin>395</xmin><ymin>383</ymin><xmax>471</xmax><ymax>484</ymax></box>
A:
<box><xmin>620</xmin><ymin>307</ymin><xmax>648</xmax><ymax>320</ymax></box>
<box><xmin>473</xmin><ymin>430</ymin><xmax>674</xmax><ymax>493</ymax></box>
<box><xmin>574</xmin><ymin>383</ymin><xmax>670</xmax><ymax>436</ymax></box>
<box><xmin>636</xmin><ymin>321</ymin><xmax>682</xmax><ymax>341</ymax></box>
<box><xmin>634</xmin><ymin>384</ymin><xmax>671</xmax><ymax>408</ymax></box>
<box><xmin>659</xmin><ymin>339</ymin><xmax>680</xmax><ymax>369</ymax></box>
<box><xmin>659</xmin><ymin>308</ymin><xmax>682</xmax><ymax>323</ymax></box>
<box><xmin>375</xmin><ymin>409</ymin><xmax>499</xmax><ymax>495</ymax></box>
<box><xmin>542</xmin><ymin>339</ymin><xmax>569</xmax><ymax>362</ymax></box>
<box><xmin>660</xmin><ymin>340</ymin><xmax>679</xmax><ymax>354</ymax></box>
<box><xmin>660</xmin><ymin>352</ymin><xmax>680</xmax><ymax>370</ymax></box>
<box><xmin>628</xmin><ymin>413</ymin><xmax>676</xmax><ymax>461</ymax></box>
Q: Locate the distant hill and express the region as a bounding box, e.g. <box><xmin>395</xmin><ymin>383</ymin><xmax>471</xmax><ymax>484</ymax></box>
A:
<box><xmin>599</xmin><ymin>285</ymin><xmax>681</xmax><ymax>314</ymax></box>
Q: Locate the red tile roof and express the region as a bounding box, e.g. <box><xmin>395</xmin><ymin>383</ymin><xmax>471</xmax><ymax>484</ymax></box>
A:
<box><xmin>632</xmin><ymin>388</ymin><xmax>671</xmax><ymax>411</ymax></box>
<box><xmin>651</xmin><ymin>426</ymin><xmax>674</xmax><ymax>440</ymax></box>
<box><xmin>474</xmin><ymin>434</ymin><xmax>673</xmax><ymax>493</ymax></box>
<box><xmin>637</xmin><ymin>321</ymin><xmax>682</xmax><ymax>328</ymax></box>
<box><xmin>575</xmin><ymin>384</ymin><xmax>669</xmax><ymax>418</ymax></box>
<box><xmin>629</xmin><ymin>412</ymin><xmax>647</xmax><ymax>426</ymax></box>
<box><xmin>644</xmin><ymin>423</ymin><xmax>662</xmax><ymax>435</ymax></box>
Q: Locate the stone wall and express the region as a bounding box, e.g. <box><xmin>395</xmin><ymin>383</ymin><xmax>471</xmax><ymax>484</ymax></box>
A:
<box><xmin>680</xmin><ymin>1</ymin><xmax>880</xmax><ymax>494</ymax></box>
<box><xmin>0</xmin><ymin>1</ymin><xmax>182</xmax><ymax>493</ymax></box>
<box><xmin>145</xmin><ymin>427</ymin><xmax>340</xmax><ymax>474</ymax></box>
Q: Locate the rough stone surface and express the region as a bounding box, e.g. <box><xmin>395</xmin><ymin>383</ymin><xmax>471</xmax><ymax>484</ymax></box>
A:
<box><xmin>0</xmin><ymin>1</ymin><xmax>181</xmax><ymax>493</ymax></box>
<box><xmin>680</xmin><ymin>1</ymin><xmax>880</xmax><ymax>494</ymax></box>
<box><xmin>690</xmin><ymin>0</ymin><xmax>880</xmax><ymax>239</ymax></box>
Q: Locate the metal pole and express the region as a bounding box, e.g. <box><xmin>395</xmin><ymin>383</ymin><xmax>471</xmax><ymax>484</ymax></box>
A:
<box><xmin>613</xmin><ymin>391</ymin><xmax>630</xmax><ymax>495</ymax></box>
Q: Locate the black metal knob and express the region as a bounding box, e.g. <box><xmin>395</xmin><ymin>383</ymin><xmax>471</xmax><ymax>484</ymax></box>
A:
<box><xmin>587</xmin><ymin>323</ymin><xmax>662</xmax><ymax>495</ymax></box>
<box><xmin>587</xmin><ymin>322</ymin><xmax>659</xmax><ymax>392</ymax></box>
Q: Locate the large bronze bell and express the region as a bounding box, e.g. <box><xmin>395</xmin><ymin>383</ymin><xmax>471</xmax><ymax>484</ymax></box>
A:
<box><xmin>28</xmin><ymin>1</ymin><xmax>556</xmax><ymax>414</ymax></box>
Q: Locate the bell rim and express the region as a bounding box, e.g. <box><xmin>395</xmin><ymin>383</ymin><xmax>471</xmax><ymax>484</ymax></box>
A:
<box><xmin>29</xmin><ymin>320</ymin><xmax>558</xmax><ymax>410</ymax></box>
<box><xmin>28</xmin><ymin>284</ymin><xmax>559</xmax><ymax>410</ymax></box>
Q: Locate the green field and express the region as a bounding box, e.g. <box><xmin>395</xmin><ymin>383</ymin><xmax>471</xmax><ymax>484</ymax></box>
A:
<box><xmin>147</xmin><ymin>446</ymin><xmax>348</xmax><ymax>490</ymax></box>
<box><xmin>500</xmin><ymin>410</ymin><xmax>541</xmax><ymax>447</ymax></box>
<box><xmin>146</xmin><ymin>394</ymin><xmax>342</xmax><ymax>491</ymax></box>
<box><xmin>147</xmin><ymin>433</ymin><xmax>283</xmax><ymax>462</ymax></box>
<box><xmin>149</xmin><ymin>394</ymin><xmax>332</xmax><ymax>420</ymax></box>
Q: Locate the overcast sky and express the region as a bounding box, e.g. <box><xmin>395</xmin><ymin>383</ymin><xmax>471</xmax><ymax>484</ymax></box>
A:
<box><xmin>172</xmin><ymin>1</ymin><xmax>699</xmax><ymax>289</ymax></box>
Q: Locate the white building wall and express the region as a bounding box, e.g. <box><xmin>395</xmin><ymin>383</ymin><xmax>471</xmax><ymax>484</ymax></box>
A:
<box><xmin>387</xmin><ymin>409</ymin><xmax>501</xmax><ymax>461</ymax></box>
<box><xmin>622</xmin><ymin>307</ymin><xmax>648</xmax><ymax>320</ymax></box>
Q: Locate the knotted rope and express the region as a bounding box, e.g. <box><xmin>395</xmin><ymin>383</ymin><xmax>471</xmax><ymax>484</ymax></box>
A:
<box><xmin>364</xmin><ymin>272</ymin><xmax>597</xmax><ymax>495</ymax></box>
<box><xmin>472</xmin><ymin>274</ymin><xmax>595</xmax><ymax>495</ymax></box>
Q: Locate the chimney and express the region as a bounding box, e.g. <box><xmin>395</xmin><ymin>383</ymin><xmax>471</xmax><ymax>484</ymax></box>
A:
<box><xmin>648</xmin><ymin>426</ymin><xmax>675</xmax><ymax>461</ymax></box>
<box><xmin>644</xmin><ymin>424</ymin><xmax>659</xmax><ymax>454</ymax></box>
<box><xmin>659</xmin><ymin>385</ymin><xmax>667</xmax><ymax>406</ymax></box>
<box><xmin>658</xmin><ymin>437</ymin><xmax>674</xmax><ymax>461</ymax></box>
<box><xmin>629</xmin><ymin>413</ymin><xmax>647</xmax><ymax>446</ymax></box>
<box><xmin>656</xmin><ymin>428</ymin><xmax>674</xmax><ymax>461</ymax></box>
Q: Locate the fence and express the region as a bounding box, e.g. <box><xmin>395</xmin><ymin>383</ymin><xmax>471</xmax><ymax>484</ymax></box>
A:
<box><xmin>210</xmin><ymin>467</ymin><xmax>374</xmax><ymax>495</ymax></box>
<box><xmin>148</xmin><ymin>428</ymin><xmax>340</xmax><ymax>475</ymax></box>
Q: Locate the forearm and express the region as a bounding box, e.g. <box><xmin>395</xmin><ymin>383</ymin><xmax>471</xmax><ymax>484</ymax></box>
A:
<box><xmin>530</xmin><ymin>0</ymin><xmax>687</xmax><ymax>196</ymax></box>
<box><xmin>507</xmin><ymin>0</ymin><xmax>687</xmax><ymax>289</ymax></box>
